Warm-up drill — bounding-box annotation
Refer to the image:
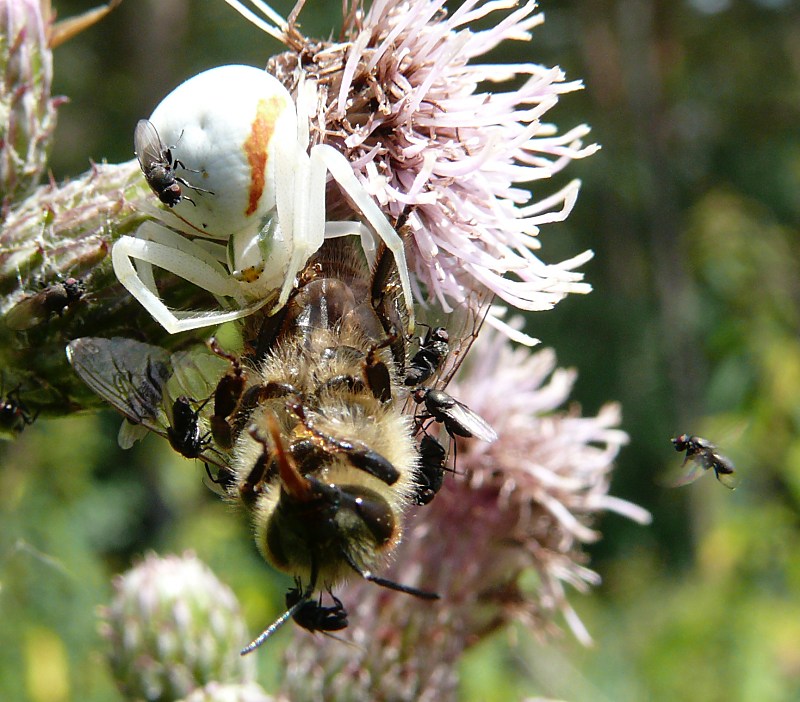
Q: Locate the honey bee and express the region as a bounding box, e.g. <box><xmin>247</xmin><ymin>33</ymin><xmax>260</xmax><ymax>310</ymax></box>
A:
<box><xmin>68</xmin><ymin>238</ymin><xmax>496</xmax><ymax>649</ymax></box>
<box><xmin>227</xmin><ymin>241</ymin><xmax>442</xmax><ymax>652</ymax></box>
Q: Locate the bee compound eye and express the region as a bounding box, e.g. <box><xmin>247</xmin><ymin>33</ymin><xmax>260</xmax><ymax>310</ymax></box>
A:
<box><xmin>350</xmin><ymin>491</ymin><xmax>395</xmax><ymax>545</ymax></box>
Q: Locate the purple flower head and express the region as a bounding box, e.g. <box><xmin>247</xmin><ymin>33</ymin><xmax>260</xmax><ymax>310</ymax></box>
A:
<box><xmin>280</xmin><ymin>322</ymin><xmax>651</xmax><ymax>700</ymax></box>
<box><xmin>223</xmin><ymin>0</ymin><xmax>598</xmax><ymax>333</ymax></box>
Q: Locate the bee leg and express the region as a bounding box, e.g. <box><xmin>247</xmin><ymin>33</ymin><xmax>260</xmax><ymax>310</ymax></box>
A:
<box><xmin>240</xmin><ymin>563</ymin><xmax>320</xmax><ymax>655</ymax></box>
<box><xmin>342</xmin><ymin>551</ymin><xmax>439</xmax><ymax>601</ymax></box>
<box><xmin>289</xmin><ymin>401</ymin><xmax>400</xmax><ymax>485</ymax></box>
<box><xmin>239</xmin><ymin>425</ymin><xmax>277</xmax><ymax>506</ymax></box>
<box><xmin>363</xmin><ymin>338</ymin><xmax>394</xmax><ymax>403</ymax></box>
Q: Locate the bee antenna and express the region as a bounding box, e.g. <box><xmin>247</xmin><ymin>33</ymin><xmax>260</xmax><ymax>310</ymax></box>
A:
<box><xmin>342</xmin><ymin>551</ymin><xmax>439</xmax><ymax>601</ymax></box>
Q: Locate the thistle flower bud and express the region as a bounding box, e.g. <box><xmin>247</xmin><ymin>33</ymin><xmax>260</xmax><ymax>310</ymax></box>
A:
<box><xmin>178</xmin><ymin>682</ymin><xmax>276</xmax><ymax>702</ymax></box>
<box><xmin>0</xmin><ymin>0</ymin><xmax>59</xmax><ymax>209</ymax></box>
<box><xmin>99</xmin><ymin>552</ymin><xmax>255</xmax><ymax>702</ymax></box>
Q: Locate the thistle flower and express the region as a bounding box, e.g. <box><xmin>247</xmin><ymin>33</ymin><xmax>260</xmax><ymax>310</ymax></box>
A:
<box><xmin>280</xmin><ymin>322</ymin><xmax>651</xmax><ymax>701</ymax></box>
<box><xmin>0</xmin><ymin>0</ymin><xmax>59</xmax><ymax>209</ymax></box>
<box><xmin>178</xmin><ymin>682</ymin><xmax>276</xmax><ymax>702</ymax></box>
<box><xmin>98</xmin><ymin>551</ymin><xmax>255</xmax><ymax>702</ymax></box>
<box><xmin>225</xmin><ymin>0</ymin><xmax>597</xmax><ymax>333</ymax></box>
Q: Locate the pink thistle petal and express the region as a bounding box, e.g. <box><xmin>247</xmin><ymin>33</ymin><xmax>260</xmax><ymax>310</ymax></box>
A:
<box><xmin>226</xmin><ymin>0</ymin><xmax>599</xmax><ymax>336</ymax></box>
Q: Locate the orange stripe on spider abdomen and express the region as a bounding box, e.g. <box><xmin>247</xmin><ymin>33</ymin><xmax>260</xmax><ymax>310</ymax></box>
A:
<box><xmin>244</xmin><ymin>95</ymin><xmax>287</xmax><ymax>216</ymax></box>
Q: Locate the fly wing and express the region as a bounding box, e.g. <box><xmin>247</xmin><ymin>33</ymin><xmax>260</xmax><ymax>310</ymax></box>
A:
<box><xmin>67</xmin><ymin>337</ymin><xmax>172</xmax><ymax>437</ymax></box>
<box><xmin>714</xmin><ymin>470</ymin><xmax>739</xmax><ymax>490</ymax></box>
<box><xmin>447</xmin><ymin>399</ymin><xmax>498</xmax><ymax>443</ymax></box>
<box><xmin>117</xmin><ymin>419</ymin><xmax>150</xmax><ymax>449</ymax></box>
<box><xmin>134</xmin><ymin>119</ymin><xmax>166</xmax><ymax>169</ymax></box>
<box><xmin>668</xmin><ymin>456</ymin><xmax>709</xmax><ymax>487</ymax></box>
<box><xmin>5</xmin><ymin>293</ymin><xmax>50</xmax><ymax>330</ymax></box>
<box><xmin>168</xmin><ymin>347</ymin><xmax>229</xmax><ymax>403</ymax></box>
<box><xmin>428</xmin><ymin>291</ymin><xmax>493</xmax><ymax>392</ymax></box>
<box><xmin>68</xmin><ymin>336</ymin><xmax>230</xmax><ymax>468</ymax></box>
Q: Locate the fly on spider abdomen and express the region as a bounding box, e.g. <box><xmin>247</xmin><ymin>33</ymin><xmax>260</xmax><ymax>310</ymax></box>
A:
<box><xmin>134</xmin><ymin>119</ymin><xmax>213</xmax><ymax>207</ymax></box>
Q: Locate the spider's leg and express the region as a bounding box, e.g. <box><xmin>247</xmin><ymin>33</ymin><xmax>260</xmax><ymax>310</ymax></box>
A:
<box><xmin>220</xmin><ymin>0</ymin><xmax>288</xmax><ymax>43</ymax></box>
<box><xmin>113</xmin><ymin>233</ymin><xmax>266</xmax><ymax>333</ymax></box>
<box><xmin>132</xmin><ymin>222</ymin><xmax>230</xmax><ymax>303</ymax></box>
<box><xmin>134</xmin><ymin>222</ymin><xmax>231</xmax><ymax>282</ymax></box>
<box><xmin>311</xmin><ymin>144</ymin><xmax>415</xmax><ymax>330</ymax></box>
<box><xmin>272</xmin><ymin>116</ymin><xmax>326</xmax><ymax>310</ymax></box>
<box><xmin>324</xmin><ymin>221</ymin><xmax>377</xmax><ymax>267</ymax></box>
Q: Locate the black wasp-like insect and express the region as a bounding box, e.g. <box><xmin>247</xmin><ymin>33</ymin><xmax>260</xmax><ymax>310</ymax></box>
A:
<box><xmin>66</xmin><ymin>337</ymin><xmax>226</xmax><ymax>466</ymax></box>
<box><xmin>168</xmin><ymin>396</ymin><xmax>213</xmax><ymax>459</ymax></box>
<box><xmin>6</xmin><ymin>277</ymin><xmax>86</xmax><ymax>331</ymax></box>
<box><xmin>404</xmin><ymin>326</ymin><xmax>449</xmax><ymax>386</ymax></box>
<box><xmin>414</xmin><ymin>434</ymin><xmax>447</xmax><ymax>506</ymax></box>
<box><xmin>402</xmin><ymin>311</ymin><xmax>495</xmax><ymax>496</ymax></box>
<box><xmin>134</xmin><ymin>119</ymin><xmax>213</xmax><ymax>207</ymax></box>
<box><xmin>0</xmin><ymin>383</ymin><xmax>37</xmax><ymax>436</ymax></box>
<box><xmin>285</xmin><ymin>584</ymin><xmax>349</xmax><ymax>635</ymax></box>
<box><xmin>412</xmin><ymin>387</ymin><xmax>498</xmax><ymax>444</ymax></box>
<box><xmin>671</xmin><ymin>433</ymin><xmax>737</xmax><ymax>489</ymax></box>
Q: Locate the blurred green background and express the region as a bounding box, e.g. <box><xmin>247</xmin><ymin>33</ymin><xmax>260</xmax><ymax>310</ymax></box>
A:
<box><xmin>3</xmin><ymin>0</ymin><xmax>800</xmax><ymax>700</ymax></box>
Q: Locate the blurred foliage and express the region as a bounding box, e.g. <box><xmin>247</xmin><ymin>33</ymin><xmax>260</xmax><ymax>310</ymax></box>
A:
<box><xmin>2</xmin><ymin>0</ymin><xmax>800</xmax><ymax>699</ymax></box>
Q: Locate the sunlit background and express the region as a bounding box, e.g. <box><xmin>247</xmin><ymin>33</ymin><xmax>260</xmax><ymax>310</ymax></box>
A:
<box><xmin>2</xmin><ymin>0</ymin><xmax>800</xmax><ymax>699</ymax></box>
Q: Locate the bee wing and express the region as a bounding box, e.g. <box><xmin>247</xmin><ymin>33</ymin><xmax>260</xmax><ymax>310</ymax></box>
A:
<box><xmin>67</xmin><ymin>337</ymin><xmax>172</xmax><ymax>438</ymax></box>
<box><xmin>448</xmin><ymin>399</ymin><xmax>498</xmax><ymax>443</ymax></box>
<box><xmin>5</xmin><ymin>294</ymin><xmax>50</xmax><ymax>330</ymax></box>
<box><xmin>134</xmin><ymin>119</ymin><xmax>165</xmax><ymax>168</ymax></box>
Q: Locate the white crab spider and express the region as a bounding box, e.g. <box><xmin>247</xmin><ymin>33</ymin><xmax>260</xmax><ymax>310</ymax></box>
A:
<box><xmin>114</xmin><ymin>64</ymin><xmax>414</xmax><ymax>334</ymax></box>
